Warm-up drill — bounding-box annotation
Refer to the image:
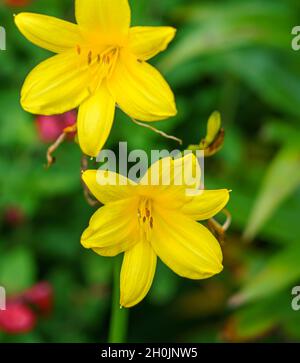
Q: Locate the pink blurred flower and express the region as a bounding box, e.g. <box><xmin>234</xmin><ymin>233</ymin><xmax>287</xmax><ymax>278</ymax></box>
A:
<box><xmin>5</xmin><ymin>0</ymin><xmax>32</xmax><ymax>6</ymax></box>
<box><xmin>0</xmin><ymin>281</ymin><xmax>54</xmax><ymax>335</ymax></box>
<box><xmin>36</xmin><ymin>110</ymin><xmax>77</xmax><ymax>143</ymax></box>
<box><xmin>4</xmin><ymin>206</ymin><xmax>25</xmax><ymax>227</ymax></box>
<box><xmin>23</xmin><ymin>282</ymin><xmax>53</xmax><ymax>315</ymax></box>
<box><xmin>0</xmin><ymin>302</ymin><xmax>36</xmax><ymax>334</ymax></box>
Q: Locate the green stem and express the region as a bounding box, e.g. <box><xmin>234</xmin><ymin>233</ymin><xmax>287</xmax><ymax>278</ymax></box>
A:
<box><xmin>108</xmin><ymin>255</ymin><xmax>129</xmax><ymax>343</ymax></box>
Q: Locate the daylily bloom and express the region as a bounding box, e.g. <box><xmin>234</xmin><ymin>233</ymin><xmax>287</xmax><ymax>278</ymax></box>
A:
<box><xmin>15</xmin><ymin>0</ymin><xmax>177</xmax><ymax>157</ymax></box>
<box><xmin>81</xmin><ymin>154</ymin><xmax>230</xmax><ymax>308</ymax></box>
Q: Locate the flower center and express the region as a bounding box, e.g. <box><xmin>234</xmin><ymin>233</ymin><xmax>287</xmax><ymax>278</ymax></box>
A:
<box><xmin>76</xmin><ymin>44</ymin><xmax>120</xmax><ymax>91</ymax></box>
<box><xmin>137</xmin><ymin>198</ymin><xmax>154</xmax><ymax>242</ymax></box>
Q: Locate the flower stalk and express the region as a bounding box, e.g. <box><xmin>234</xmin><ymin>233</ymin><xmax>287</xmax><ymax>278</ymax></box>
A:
<box><xmin>108</xmin><ymin>255</ymin><xmax>129</xmax><ymax>343</ymax></box>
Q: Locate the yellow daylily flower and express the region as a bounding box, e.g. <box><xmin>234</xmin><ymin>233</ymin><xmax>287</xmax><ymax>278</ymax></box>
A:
<box><xmin>81</xmin><ymin>154</ymin><xmax>230</xmax><ymax>308</ymax></box>
<box><xmin>15</xmin><ymin>0</ymin><xmax>177</xmax><ymax>157</ymax></box>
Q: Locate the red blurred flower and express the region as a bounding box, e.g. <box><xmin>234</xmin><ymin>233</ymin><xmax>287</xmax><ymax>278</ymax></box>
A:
<box><xmin>23</xmin><ymin>282</ymin><xmax>53</xmax><ymax>315</ymax></box>
<box><xmin>36</xmin><ymin>110</ymin><xmax>77</xmax><ymax>143</ymax></box>
<box><xmin>5</xmin><ymin>0</ymin><xmax>32</xmax><ymax>6</ymax></box>
<box><xmin>0</xmin><ymin>282</ymin><xmax>53</xmax><ymax>335</ymax></box>
<box><xmin>0</xmin><ymin>302</ymin><xmax>36</xmax><ymax>334</ymax></box>
<box><xmin>4</xmin><ymin>206</ymin><xmax>25</xmax><ymax>227</ymax></box>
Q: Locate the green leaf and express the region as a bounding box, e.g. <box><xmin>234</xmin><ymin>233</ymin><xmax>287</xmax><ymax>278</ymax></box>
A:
<box><xmin>160</xmin><ymin>1</ymin><xmax>292</xmax><ymax>72</ymax></box>
<box><xmin>223</xmin><ymin>50</ymin><xmax>300</xmax><ymax>118</ymax></box>
<box><xmin>229</xmin><ymin>292</ymin><xmax>292</xmax><ymax>341</ymax></box>
<box><xmin>244</xmin><ymin>146</ymin><xmax>300</xmax><ymax>241</ymax></box>
<box><xmin>0</xmin><ymin>247</ymin><xmax>36</xmax><ymax>294</ymax></box>
<box><xmin>230</xmin><ymin>243</ymin><xmax>300</xmax><ymax>306</ymax></box>
<box><xmin>262</xmin><ymin>120</ymin><xmax>300</xmax><ymax>147</ymax></box>
<box><xmin>0</xmin><ymin>89</ymin><xmax>37</xmax><ymax>148</ymax></box>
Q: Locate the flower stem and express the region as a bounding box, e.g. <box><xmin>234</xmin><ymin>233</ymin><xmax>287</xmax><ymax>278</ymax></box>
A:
<box><xmin>108</xmin><ymin>255</ymin><xmax>129</xmax><ymax>343</ymax></box>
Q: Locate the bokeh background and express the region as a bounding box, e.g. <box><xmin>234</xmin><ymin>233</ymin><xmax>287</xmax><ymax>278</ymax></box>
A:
<box><xmin>1</xmin><ymin>0</ymin><xmax>300</xmax><ymax>343</ymax></box>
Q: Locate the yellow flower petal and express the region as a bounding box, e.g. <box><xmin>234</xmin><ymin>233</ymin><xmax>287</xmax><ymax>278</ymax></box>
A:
<box><xmin>81</xmin><ymin>199</ymin><xmax>138</xmax><ymax>251</ymax></box>
<box><xmin>139</xmin><ymin>153</ymin><xmax>201</xmax><ymax>207</ymax></box>
<box><xmin>93</xmin><ymin>244</ymin><xmax>132</xmax><ymax>257</ymax></box>
<box><xmin>141</xmin><ymin>152</ymin><xmax>201</xmax><ymax>187</ymax></box>
<box><xmin>14</xmin><ymin>13</ymin><xmax>82</xmax><ymax>53</ymax></box>
<box><xmin>78</xmin><ymin>85</ymin><xmax>115</xmax><ymax>157</ymax></box>
<box><xmin>129</xmin><ymin>26</ymin><xmax>176</xmax><ymax>61</ymax></box>
<box><xmin>82</xmin><ymin>170</ymin><xmax>137</xmax><ymax>205</ymax></box>
<box><xmin>75</xmin><ymin>0</ymin><xmax>130</xmax><ymax>39</ymax></box>
<box><xmin>120</xmin><ymin>240</ymin><xmax>157</xmax><ymax>308</ymax></box>
<box><xmin>182</xmin><ymin>190</ymin><xmax>230</xmax><ymax>221</ymax></box>
<box><xmin>151</xmin><ymin>208</ymin><xmax>223</xmax><ymax>279</ymax></box>
<box><xmin>108</xmin><ymin>51</ymin><xmax>177</xmax><ymax>122</ymax></box>
<box><xmin>21</xmin><ymin>50</ymin><xmax>91</xmax><ymax>115</ymax></box>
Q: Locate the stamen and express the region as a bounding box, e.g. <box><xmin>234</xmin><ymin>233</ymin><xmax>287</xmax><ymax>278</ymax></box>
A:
<box><xmin>138</xmin><ymin>198</ymin><xmax>153</xmax><ymax>241</ymax></box>
<box><xmin>150</xmin><ymin>217</ymin><xmax>154</xmax><ymax>229</ymax></box>
<box><xmin>78</xmin><ymin>46</ymin><xmax>120</xmax><ymax>93</ymax></box>
<box><xmin>88</xmin><ymin>51</ymin><xmax>92</xmax><ymax>65</ymax></box>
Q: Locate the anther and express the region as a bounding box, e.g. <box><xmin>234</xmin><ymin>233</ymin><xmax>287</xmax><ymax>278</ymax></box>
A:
<box><xmin>143</xmin><ymin>216</ymin><xmax>146</xmax><ymax>223</ymax></box>
<box><xmin>76</xmin><ymin>45</ymin><xmax>81</xmax><ymax>55</ymax></box>
<box><xmin>97</xmin><ymin>54</ymin><xmax>101</xmax><ymax>64</ymax></box>
<box><xmin>88</xmin><ymin>51</ymin><xmax>92</xmax><ymax>65</ymax></box>
<box><xmin>150</xmin><ymin>217</ymin><xmax>154</xmax><ymax>229</ymax></box>
<box><xmin>146</xmin><ymin>209</ymin><xmax>150</xmax><ymax>218</ymax></box>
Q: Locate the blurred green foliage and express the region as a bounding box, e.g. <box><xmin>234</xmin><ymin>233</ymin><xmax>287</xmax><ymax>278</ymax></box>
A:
<box><xmin>0</xmin><ymin>0</ymin><xmax>300</xmax><ymax>342</ymax></box>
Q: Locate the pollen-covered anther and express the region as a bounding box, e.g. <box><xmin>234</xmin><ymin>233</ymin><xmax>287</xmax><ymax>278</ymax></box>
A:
<box><xmin>88</xmin><ymin>51</ymin><xmax>92</xmax><ymax>65</ymax></box>
<box><xmin>138</xmin><ymin>199</ymin><xmax>153</xmax><ymax>240</ymax></box>
<box><xmin>150</xmin><ymin>217</ymin><xmax>154</xmax><ymax>229</ymax></box>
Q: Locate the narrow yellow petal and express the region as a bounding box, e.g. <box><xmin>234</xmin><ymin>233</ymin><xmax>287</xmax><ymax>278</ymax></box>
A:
<box><xmin>182</xmin><ymin>190</ymin><xmax>230</xmax><ymax>221</ymax></box>
<box><xmin>82</xmin><ymin>170</ymin><xmax>137</xmax><ymax>205</ymax></box>
<box><xmin>129</xmin><ymin>26</ymin><xmax>176</xmax><ymax>61</ymax></box>
<box><xmin>93</xmin><ymin>244</ymin><xmax>132</xmax><ymax>257</ymax></box>
<box><xmin>108</xmin><ymin>51</ymin><xmax>177</xmax><ymax>122</ymax></box>
<box><xmin>15</xmin><ymin>13</ymin><xmax>82</xmax><ymax>53</ymax></box>
<box><xmin>141</xmin><ymin>152</ymin><xmax>201</xmax><ymax>187</ymax></box>
<box><xmin>21</xmin><ymin>51</ymin><xmax>91</xmax><ymax>115</ymax></box>
<box><xmin>139</xmin><ymin>153</ymin><xmax>201</xmax><ymax>207</ymax></box>
<box><xmin>78</xmin><ymin>85</ymin><xmax>115</xmax><ymax>157</ymax></box>
<box><xmin>151</xmin><ymin>208</ymin><xmax>223</xmax><ymax>279</ymax></box>
<box><xmin>81</xmin><ymin>199</ymin><xmax>138</xmax><ymax>251</ymax></box>
<box><xmin>75</xmin><ymin>0</ymin><xmax>130</xmax><ymax>40</ymax></box>
<box><xmin>120</xmin><ymin>241</ymin><xmax>157</xmax><ymax>308</ymax></box>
